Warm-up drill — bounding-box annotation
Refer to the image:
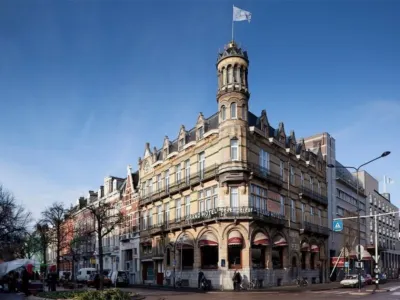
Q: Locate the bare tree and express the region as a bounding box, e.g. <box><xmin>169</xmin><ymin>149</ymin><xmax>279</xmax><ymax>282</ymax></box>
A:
<box><xmin>0</xmin><ymin>184</ymin><xmax>31</xmax><ymax>260</ymax></box>
<box><xmin>40</xmin><ymin>202</ymin><xmax>68</xmax><ymax>273</ymax></box>
<box><xmin>35</xmin><ymin>222</ymin><xmax>51</xmax><ymax>267</ymax></box>
<box><xmin>87</xmin><ymin>200</ymin><xmax>124</xmax><ymax>290</ymax></box>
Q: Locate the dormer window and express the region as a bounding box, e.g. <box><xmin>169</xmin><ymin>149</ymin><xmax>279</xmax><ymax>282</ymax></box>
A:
<box><xmin>197</xmin><ymin>126</ymin><xmax>204</xmax><ymax>140</ymax></box>
<box><xmin>230</xmin><ymin>103</ymin><xmax>237</xmax><ymax>119</ymax></box>
<box><xmin>178</xmin><ymin>138</ymin><xmax>185</xmax><ymax>151</ymax></box>
<box><xmin>163</xmin><ymin>148</ymin><xmax>168</xmax><ymax>159</ymax></box>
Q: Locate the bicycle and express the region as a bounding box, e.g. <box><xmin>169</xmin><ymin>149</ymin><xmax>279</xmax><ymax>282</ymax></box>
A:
<box><xmin>296</xmin><ymin>277</ymin><xmax>308</xmax><ymax>287</ymax></box>
<box><xmin>247</xmin><ymin>278</ymin><xmax>258</xmax><ymax>290</ymax></box>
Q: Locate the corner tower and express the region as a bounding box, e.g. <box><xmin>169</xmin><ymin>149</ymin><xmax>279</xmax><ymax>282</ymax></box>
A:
<box><xmin>217</xmin><ymin>41</ymin><xmax>250</xmax><ymax>189</ymax></box>
<box><xmin>216</xmin><ymin>41</ymin><xmax>249</xmax><ymax>124</ymax></box>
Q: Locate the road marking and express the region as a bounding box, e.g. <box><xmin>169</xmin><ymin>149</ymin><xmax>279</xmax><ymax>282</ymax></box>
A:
<box><xmin>392</xmin><ymin>292</ymin><xmax>400</xmax><ymax>296</ymax></box>
<box><xmin>389</xmin><ymin>286</ymin><xmax>400</xmax><ymax>291</ymax></box>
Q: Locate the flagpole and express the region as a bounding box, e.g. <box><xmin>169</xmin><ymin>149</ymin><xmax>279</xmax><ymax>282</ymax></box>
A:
<box><xmin>232</xmin><ymin>5</ymin><xmax>234</xmax><ymax>41</ymax></box>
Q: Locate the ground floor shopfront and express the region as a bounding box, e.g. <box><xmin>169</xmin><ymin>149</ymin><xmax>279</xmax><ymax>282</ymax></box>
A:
<box><xmin>140</xmin><ymin>221</ymin><xmax>329</xmax><ymax>289</ymax></box>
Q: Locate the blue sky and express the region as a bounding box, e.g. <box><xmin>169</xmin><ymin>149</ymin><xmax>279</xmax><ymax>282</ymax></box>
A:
<box><xmin>0</xmin><ymin>0</ymin><xmax>399</xmax><ymax>220</ymax></box>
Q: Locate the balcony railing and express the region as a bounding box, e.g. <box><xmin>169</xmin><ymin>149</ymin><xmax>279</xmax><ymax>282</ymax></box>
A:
<box><xmin>140</xmin><ymin>206</ymin><xmax>286</xmax><ymax>235</ymax></box>
<box><xmin>299</xmin><ymin>186</ymin><xmax>328</xmax><ymax>206</ymax></box>
<box><xmin>247</xmin><ymin>163</ymin><xmax>283</xmax><ymax>187</ymax></box>
<box><xmin>139</xmin><ymin>164</ymin><xmax>219</xmax><ymax>206</ymax></box>
<box><xmin>302</xmin><ymin>221</ymin><xmax>330</xmax><ymax>237</ymax></box>
<box><xmin>96</xmin><ymin>245</ymin><xmax>119</xmax><ymax>254</ymax></box>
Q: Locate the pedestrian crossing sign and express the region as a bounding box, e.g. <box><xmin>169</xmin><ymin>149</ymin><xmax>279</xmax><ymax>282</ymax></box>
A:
<box><xmin>333</xmin><ymin>219</ymin><xmax>343</xmax><ymax>232</ymax></box>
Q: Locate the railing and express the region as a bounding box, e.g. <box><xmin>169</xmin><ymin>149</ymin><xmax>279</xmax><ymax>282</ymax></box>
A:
<box><xmin>140</xmin><ymin>206</ymin><xmax>286</xmax><ymax>234</ymax></box>
<box><xmin>139</xmin><ymin>164</ymin><xmax>219</xmax><ymax>206</ymax></box>
<box><xmin>247</xmin><ymin>163</ymin><xmax>283</xmax><ymax>187</ymax></box>
<box><xmin>299</xmin><ymin>186</ymin><xmax>328</xmax><ymax>206</ymax></box>
<box><xmin>96</xmin><ymin>245</ymin><xmax>119</xmax><ymax>253</ymax></box>
<box><xmin>303</xmin><ymin>221</ymin><xmax>330</xmax><ymax>236</ymax></box>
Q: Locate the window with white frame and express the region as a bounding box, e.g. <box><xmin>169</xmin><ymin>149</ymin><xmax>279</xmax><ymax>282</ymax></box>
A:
<box><xmin>185</xmin><ymin>160</ymin><xmax>190</xmax><ymax>184</ymax></box>
<box><xmin>198</xmin><ymin>185</ymin><xmax>218</xmax><ymax>212</ymax></box>
<box><xmin>310</xmin><ymin>207</ymin><xmax>314</xmax><ymax>223</ymax></box>
<box><xmin>175</xmin><ymin>199</ymin><xmax>182</xmax><ymax>220</ymax></box>
<box><xmin>280</xmin><ymin>196</ymin><xmax>285</xmax><ymax>216</ymax></box>
<box><xmin>300</xmin><ymin>172</ymin><xmax>304</xmax><ymax>186</ymax></box>
<box><xmin>165</xmin><ymin>169</ymin><xmax>170</xmax><ymax>192</ymax></box>
<box><xmin>259</xmin><ymin>149</ymin><xmax>269</xmax><ymax>170</ymax></box>
<box><xmin>250</xmin><ymin>184</ymin><xmax>267</xmax><ymax>211</ymax></box>
<box><xmin>157</xmin><ymin>205</ymin><xmax>163</xmax><ymax>225</ymax></box>
<box><xmin>280</xmin><ymin>160</ymin><xmax>284</xmax><ymax>178</ymax></box>
<box><xmin>165</xmin><ymin>203</ymin><xmax>170</xmax><ymax>225</ymax></box>
<box><xmin>230</xmin><ymin>187</ymin><xmax>239</xmax><ymax>207</ymax></box>
<box><xmin>309</xmin><ymin>177</ymin><xmax>313</xmax><ymax>192</ymax></box>
<box><xmin>157</xmin><ymin>174</ymin><xmax>162</xmax><ymax>191</ymax></box>
<box><xmin>221</xmin><ymin>105</ymin><xmax>226</xmax><ymax>121</ymax></box>
<box><xmin>185</xmin><ymin>196</ymin><xmax>190</xmax><ymax>217</ymax></box>
<box><xmin>197</xmin><ymin>126</ymin><xmax>204</xmax><ymax>140</ymax></box>
<box><xmin>143</xmin><ymin>211</ymin><xmax>147</xmax><ymax>229</ymax></box>
<box><xmin>290</xmin><ymin>199</ymin><xmax>296</xmax><ymax>222</ymax></box>
<box><xmin>231</xmin><ymin>102</ymin><xmax>237</xmax><ymax>119</ymax></box>
<box><xmin>230</xmin><ymin>139</ymin><xmax>239</xmax><ymax>160</ymax></box>
<box><xmin>148</xmin><ymin>208</ymin><xmax>153</xmax><ymax>226</ymax></box>
<box><xmin>176</xmin><ymin>164</ymin><xmax>182</xmax><ymax>183</ymax></box>
<box><xmin>290</xmin><ymin>166</ymin><xmax>295</xmax><ymax>184</ymax></box>
<box><xmin>317</xmin><ymin>181</ymin><xmax>321</xmax><ymax>194</ymax></box>
<box><xmin>198</xmin><ymin>152</ymin><xmax>205</xmax><ymax>179</ymax></box>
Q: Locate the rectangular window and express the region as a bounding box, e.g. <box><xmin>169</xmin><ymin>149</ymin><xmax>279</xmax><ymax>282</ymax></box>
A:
<box><xmin>309</xmin><ymin>177</ymin><xmax>313</xmax><ymax>192</ymax></box>
<box><xmin>198</xmin><ymin>190</ymin><xmax>205</xmax><ymax>212</ymax></box>
<box><xmin>250</xmin><ymin>184</ymin><xmax>267</xmax><ymax>212</ymax></box>
<box><xmin>185</xmin><ymin>196</ymin><xmax>190</xmax><ymax>217</ymax></box>
<box><xmin>176</xmin><ymin>164</ymin><xmax>182</xmax><ymax>183</ymax></box>
<box><xmin>230</xmin><ymin>139</ymin><xmax>239</xmax><ymax>160</ymax></box>
<box><xmin>148</xmin><ymin>208</ymin><xmax>153</xmax><ymax>227</ymax></box>
<box><xmin>165</xmin><ymin>203</ymin><xmax>170</xmax><ymax>226</ymax></box>
<box><xmin>157</xmin><ymin>205</ymin><xmax>163</xmax><ymax>225</ymax></box>
<box><xmin>280</xmin><ymin>160</ymin><xmax>284</xmax><ymax>178</ymax></box>
<box><xmin>198</xmin><ymin>152</ymin><xmax>205</xmax><ymax>179</ymax></box>
<box><xmin>185</xmin><ymin>159</ymin><xmax>190</xmax><ymax>184</ymax></box>
<box><xmin>301</xmin><ymin>204</ymin><xmax>305</xmax><ymax>222</ymax></box>
<box><xmin>212</xmin><ymin>186</ymin><xmax>218</xmax><ymax>208</ymax></box>
<box><xmin>318</xmin><ymin>209</ymin><xmax>322</xmax><ymax>226</ymax></box>
<box><xmin>157</xmin><ymin>174</ymin><xmax>162</xmax><ymax>191</ymax></box>
<box><xmin>178</xmin><ymin>138</ymin><xmax>184</xmax><ymax>151</ymax></box>
<box><xmin>230</xmin><ymin>187</ymin><xmax>239</xmax><ymax>208</ymax></box>
<box><xmin>290</xmin><ymin>166</ymin><xmax>295</xmax><ymax>184</ymax></box>
<box><xmin>165</xmin><ymin>170</ymin><xmax>170</xmax><ymax>192</ymax></box>
<box><xmin>259</xmin><ymin>149</ymin><xmax>269</xmax><ymax>170</ymax></box>
<box><xmin>197</xmin><ymin>126</ymin><xmax>204</xmax><ymax>140</ymax></box>
<box><xmin>290</xmin><ymin>199</ymin><xmax>296</xmax><ymax>222</ymax></box>
<box><xmin>310</xmin><ymin>207</ymin><xmax>314</xmax><ymax>223</ymax></box>
<box><xmin>175</xmin><ymin>199</ymin><xmax>181</xmax><ymax>220</ymax></box>
<box><xmin>300</xmin><ymin>172</ymin><xmax>304</xmax><ymax>186</ymax></box>
<box><xmin>280</xmin><ymin>196</ymin><xmax>285</xmax><ymax>216</ymax></box>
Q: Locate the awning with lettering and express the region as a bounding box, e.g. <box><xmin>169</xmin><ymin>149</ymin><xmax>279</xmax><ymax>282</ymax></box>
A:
<box><xmin>301</xmin><ymin>242</ymin><xmax>310</xmax><ymax>251</ymax></box>
<box><xmin>198</xmin><ymin>232</ymin><xmax>218</xmax><ymax>247</ymax></box>
<box><xmin>273</xmin><ymin>235</ymin><xmax>288</xmax><ymax>247</ymax></box>
<box><xmin>228</xmin><ymin>230</ymin><xmax>243</xmax><ymax>246</ymax></box>
<box><xmin>311</xmin><ymin>245</ymin><xmax>319</xmax><ymax>253</ymax></box>
<box><xmin>252</xmin><ymin>232</ymin><xmax>270</xmax><ymax>246</ymax></box>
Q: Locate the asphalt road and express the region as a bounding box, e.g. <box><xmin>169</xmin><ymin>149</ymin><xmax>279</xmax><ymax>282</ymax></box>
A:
<box><xmin>0</xmin><ymin>293</ymin><xmax>26</xmax><ymax>300</ymax></box>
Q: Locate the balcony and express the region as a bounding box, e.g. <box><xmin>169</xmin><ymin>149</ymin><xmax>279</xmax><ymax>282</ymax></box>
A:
<box><xmin>96</xmin><ymin>245</ymin><xmax>119</xmax><ymax>254</ymax></box>
<box><xmin>247</xmin><ymin>163</ymin><xmax>283</xmax><ymax>187</ymax></box>
<box><xmin>140</xmin><ymin>247</ymin><xmax>165</xmax><ymax>260</ymax></box>
<box><xmin>140</xmin><ymin>207</ymin><xmax>286</xmax><ymax>235</ymax></box>
<box><xmin>299</xmin><ymin>186</ymin><xmax>328</xmax><ymax>206</ymax></box>
<box><xmin>139</xmin><ymin>164</ymin><xmax>219</xmax><ymax>206</ymax></box>
<box><xmin>302</xmin><ymin>221</ymin><xmax>330</xmax><ymax>237</ymax></box>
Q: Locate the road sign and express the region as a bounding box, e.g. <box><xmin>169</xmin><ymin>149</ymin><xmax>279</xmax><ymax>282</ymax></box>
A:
<box><xmin>373</xmin><ymin>255</ymin><xmax>380</xmax><ymax>263</ymax></box>
<box><xmin>333</xmin><ymin>219</ymin><xmax>343</xmax><ymax>232</ymax></box>
<box><xmin>344</xmin><ymin>262</ymin><xmax>349</xmax><ymax>268</ymax></box>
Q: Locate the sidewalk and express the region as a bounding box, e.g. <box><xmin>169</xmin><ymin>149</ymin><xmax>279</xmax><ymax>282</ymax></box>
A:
<box><xmin>263</xmin><ymin>282</ymin><xmax>342</xmax><ymax>292</ymax></box>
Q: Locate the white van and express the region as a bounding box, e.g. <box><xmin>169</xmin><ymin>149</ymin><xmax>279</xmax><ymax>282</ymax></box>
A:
<box><xmin>76</xmin><ymin>268</ymin><xmax>97</xmax><ymax>282</ymax></box>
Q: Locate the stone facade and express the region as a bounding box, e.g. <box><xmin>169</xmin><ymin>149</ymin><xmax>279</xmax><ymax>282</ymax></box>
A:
<box><xmin>136</xmin><ymin>40</ymin><xmax>330</xmax><ymax>289</ymax></box>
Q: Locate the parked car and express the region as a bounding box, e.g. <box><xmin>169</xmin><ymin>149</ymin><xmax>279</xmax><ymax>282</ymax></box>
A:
<box><xmin>340</xmin><ymin>275</ymin><xmax>365</xmax><ymax>288</ymax></box>
<box><xmin>76</xmin><ymin>268</ymin><xmax>97</xmax><ymax>282</ymax></box>
<box><xmin>110</xmin><ymin>271</ymin><xmax>129</xmax><ymax>287</ymax></box>
<box><xmin>364</xmin><ymin>274</ymin><xmax>373</xmax><ymax>285</ymax></box>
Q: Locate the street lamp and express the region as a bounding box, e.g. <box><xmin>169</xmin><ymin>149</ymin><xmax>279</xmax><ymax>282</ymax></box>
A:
<box><xmin>327</xmin><ymin>151</ymin><xmax>390</xmax><ymax>292</ymax></box>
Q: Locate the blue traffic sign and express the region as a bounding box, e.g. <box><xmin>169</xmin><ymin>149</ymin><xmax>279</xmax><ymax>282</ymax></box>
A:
<box><xmin>333</xmin><ymin>219</ymin><xmax>343</xmax><ymax>232</ymax></box>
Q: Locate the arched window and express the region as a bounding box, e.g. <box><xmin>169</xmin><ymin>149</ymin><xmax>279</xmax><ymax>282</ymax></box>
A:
<box><xmin>228</xmin><ymin>230</ymin><xmax>243</xmax><ymax>269</ymax></box>
<box><xmin>177</xmin><ymin>238</ymin><xmax>194</xmax><ymax>270</ymax></box>
<box><xmin>227</xmin><ymin>65</ymin><xmax>233</xmax><ymax>84</ymax></box>
<box><xmin>230</xmin><ymin>139</ymin><xmax>238</xmax><ymax>161</ymax></box>
<box><xmin>230</xmin><ymin>102</ymin><xmax>237</xmax><ymax>119</ymax></box>
<box><xmin>242</xmin><ymin>105</ymin><xmax>246</xmax><ymax>120</ymax></box>
<box><xmin>221</xmin><ymin>105</ymin><xmax>226</xmax><ymax>121</ymax></box>
<box><xmin>222</xmin><ymin>68</ymin><xmax>227</xmax><ymax>85</ymax></box>
<box><xmin>272</xmin><ymin>235</ymin><xmax>287</xmax><ymax>269</ymax></box>
<box><xmin>251</xmin><ymin>232</ymin><xmax>269</xmax><ymax>269</ymax></box>
<box><xmin>199</xmin><ymin>232</ymin><xmax>219</xmax><ymax>269</ymax></box>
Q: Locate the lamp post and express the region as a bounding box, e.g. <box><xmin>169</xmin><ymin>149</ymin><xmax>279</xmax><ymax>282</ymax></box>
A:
<box><xmin>327</xmin><ymin>151</ymin><xmax>390</xmax><ymax>292</ymax></box>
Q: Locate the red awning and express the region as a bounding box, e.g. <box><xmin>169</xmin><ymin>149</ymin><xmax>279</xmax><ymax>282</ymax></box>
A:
<box><xmin>361</xmin><ymin>250</ymin><xmax>372</xmax><ymax>261</ymax></box>
<box><xmin>253</xmin><ymin>232</ymin><xmax>270</xmax><ymax>246</ymax></box>
<box><xmin>301</xmin><ymin>242</ymin><xmax>310</xmax><ymax>251</ymax></box>
<box><xmin>273</xmin><ymin>236</ymin><xmax>288</xmax><ymax>247</ymax></box>
<box><xmin>176</xmin><ymin>240</ymin><xmax>194</xmax><ymax>249</ymax></box>
<box><xmin>228</xmin><ymin>230</ymin><xmax>243</xmax><ymax>246</ymax></box>
<box><xmin>311</xmin><ymin>245</ymin><xmax>319</xmax><ymax>253</ymax></box>
<box><xmin>199</xmin><ymin>232</ymin><xmax>218</xmax><ymax>247</ymax></box>
<box><xmin>349</xmin><ymin>250</ymin><xmax>357</xmax><ymax>259</ymax></box>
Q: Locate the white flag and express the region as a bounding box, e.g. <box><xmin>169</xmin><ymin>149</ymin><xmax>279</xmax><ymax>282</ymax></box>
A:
<box><xmin>233</xmin><ymin>6</ymin><xmax>252</xmax><ymax>23</ymax></box>
<box><xmin>385</xmin><ymin>176</ymin><xmax>395</xmax><ymax>184</ymax></box>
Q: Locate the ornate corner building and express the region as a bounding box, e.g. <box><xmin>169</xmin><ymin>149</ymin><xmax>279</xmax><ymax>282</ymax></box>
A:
<box><xmin>137</xmin><ymin>40</ymin><xmax>330</xmax><ymax>289</ymax></box>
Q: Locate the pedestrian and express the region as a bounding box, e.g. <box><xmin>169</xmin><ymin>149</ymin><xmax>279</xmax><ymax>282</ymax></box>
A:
<box><xmin>232</xmin><ymin>271</ymin><xmax>241</xmax><ymax>291</ymax></box>
<box><xmin>21</xmin><ymin>267</ymin><xmax>30</xmax><ymax>296</ymax></box>
<box><xmin>198</xmin><ymin>271</ymin><xmax>204</xmax><ymax>289</ymax></box>
<box><xmin>94</xmin><ymin>274</ymin><xmax>100</xmax><ymax>290</ymax></box>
